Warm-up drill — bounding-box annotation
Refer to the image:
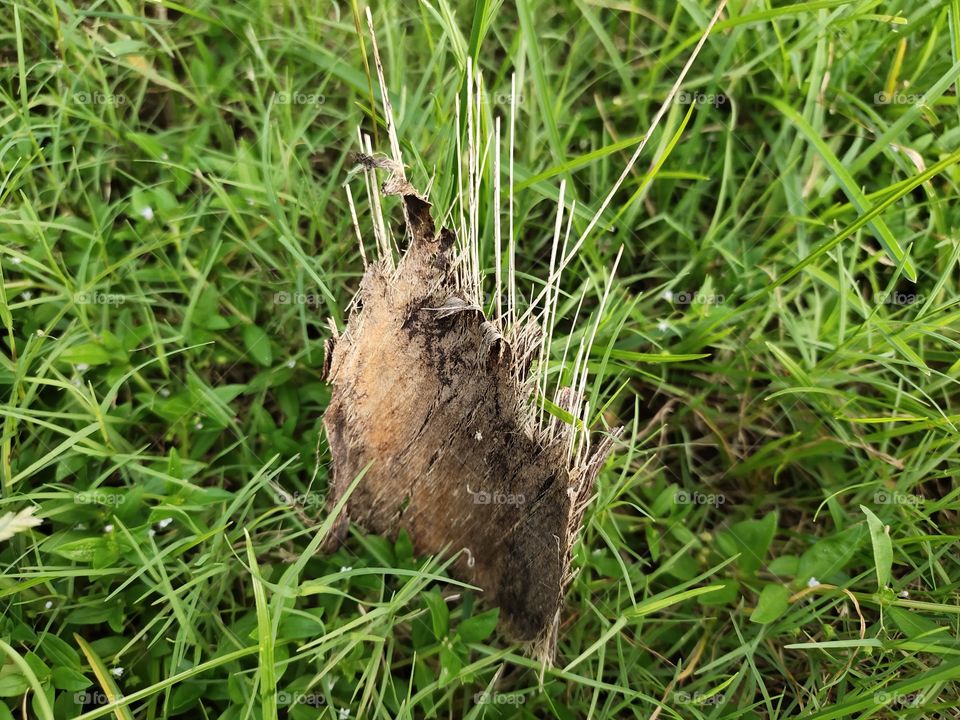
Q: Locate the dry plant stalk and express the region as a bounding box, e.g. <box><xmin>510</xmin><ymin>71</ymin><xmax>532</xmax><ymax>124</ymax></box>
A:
<box><xmin>322</xmin><ymin>3</ymin><xmax>727</xmax><ymax>658</ymax></box>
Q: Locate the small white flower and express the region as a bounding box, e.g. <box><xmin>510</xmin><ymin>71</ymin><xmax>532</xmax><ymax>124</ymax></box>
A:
<box><xmin>899</xmin><ymin>590</ymin><xmax>910</xmax><ymax>598</ymax></box>
<box><xmin>12</xmin><ymin>257</ymin><xmax>22</xmax><ymax>265</ymax></box>
<box><xmin>157</xmin><ymin>518</ymin><xmax>173</xmax><ymax>529</ymax></box>
<box><xmin>110</xmin><ymin>667</ymin><xmax>124</xmax><ymax>678</ymax></box>
<box><xmin>340</xmin><ymin>566</ymin><xmax>352</xmax><ymax>573</ymax></box>
<box><xmin>285</xmin><ymin>359</ymin><xmax>296</xmax><ymax>369</ymax></box>
<box><xmin>44</xmin><ymin>600</ymin><xmax>54</xmax><ymax>609</ymax></box>
<box><xmin>76</xmin><ymin>363</ymin><xmax>90</xmax><ymax>372</ymax></box>
<box><xmin>159</xmin><ymin>388</ymin><xmax>170</xmax><ymax>397</ymax></box>
<box><xmin>22</xmin><ymin>291</ymin><xmax>32</xmax><ymax>301</ymax></box>
<box><xmin>338</xmin><ymin>708</ymin><xmax>350</xmax><ymax>719</ymax></box>
<box><xmin>139</xmin><ymin>206</ymin><xmax>154</xmax><ymax>221</ymax></box>
<box><xmin>657</xmin><ymin>321</ymin><xmax>669</xmax><ymax>332</ymax></box>
<box><xmin>474</xmin><ymin>430</ymin><xmax>483</xmax><ymax>441</ymax></box>
<box><xmin>104</xmin><ymin>524</ymin><xmax>114</xmax><ymax>533</ymax></box>
<box><xmin>662</xmin><ymin>290</ymin><xmax>673</xmax><ymax>302</ymax></box>
<box><xmin>807</xmin><ymin>577</ymin><xmax>819</xmax><ymax>588</ymax></box>
<box><xmin>194</xmin><ymin>421</ymin><xmax>203</xmax><ymax>430</ymax></box>
<box><xmin>36</xmin><ymin>329</ymin><xmax>44</xmax><ymax>337</ymax></box>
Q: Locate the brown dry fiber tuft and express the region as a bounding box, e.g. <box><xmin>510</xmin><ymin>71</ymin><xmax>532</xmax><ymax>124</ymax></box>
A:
<box><xmin>323</xmin><ymin>169</ymin><xmax>618</xmax><ymax>651</ymax></box>
<box><xmin>323</xmin><ymin>0</ymin><xmax>727</xmax><ymax>655</ymax></box>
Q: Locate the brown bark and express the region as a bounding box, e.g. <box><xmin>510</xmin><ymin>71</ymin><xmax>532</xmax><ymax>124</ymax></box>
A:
<box><xmin>323</xmin><ymin>177</ymin><xmax>617</xmax><ymax>652</ymax></box>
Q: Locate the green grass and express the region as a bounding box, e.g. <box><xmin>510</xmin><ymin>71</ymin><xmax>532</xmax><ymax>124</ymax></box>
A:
<box><xmin>2</xmin><ymin>0</ymin><xmax>960</xmax><ymax>718</ymax></box>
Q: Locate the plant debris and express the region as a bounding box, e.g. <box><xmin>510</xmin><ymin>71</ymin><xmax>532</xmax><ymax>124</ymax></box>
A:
<box><xmin>323</xmin><ymin>163</ymin><xmax>619</xmax><ymax>654</ymax></box>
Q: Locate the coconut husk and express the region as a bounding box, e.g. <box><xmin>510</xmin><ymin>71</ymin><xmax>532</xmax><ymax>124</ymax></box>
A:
<box><xmin>323</xmin><ymin>161</ymin><xmax>618</xmax><ymax>655</ymax></box>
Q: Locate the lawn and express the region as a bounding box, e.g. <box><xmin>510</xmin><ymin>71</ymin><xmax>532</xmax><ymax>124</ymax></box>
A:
<box><xmin>1</xmin><ymin>0</ymin><xmax>960</xmax><ymax>718</ymax></box>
